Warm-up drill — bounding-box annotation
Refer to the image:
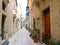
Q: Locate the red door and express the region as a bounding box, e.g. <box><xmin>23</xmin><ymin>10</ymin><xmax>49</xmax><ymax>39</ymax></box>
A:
<box><xmin>44</xmin><ymin>8</ymin><xmax>51</xmax><ymax>43</ymax></box>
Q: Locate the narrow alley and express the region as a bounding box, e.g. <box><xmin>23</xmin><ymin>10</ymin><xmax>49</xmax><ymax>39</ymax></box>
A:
<box><xmin>2</xmin><ymin>27</ymin><xmax>45</xmax><ymax>45</ymax></box>
<box><xmin>0</xmin><ymin>0</ymin><xmax>60</xmax><ymax>45</ymax></box>
<box><xmin>8</xmin><ymin>27</ymin><xmax>44</xmax><ymax>45</ymax></box>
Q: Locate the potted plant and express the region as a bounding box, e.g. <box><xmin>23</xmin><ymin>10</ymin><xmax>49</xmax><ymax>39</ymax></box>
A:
<box><xmin>48</xmin><ymin>39</ymin><xmax>56</xmax><ymax>45</ymax></box>
<box><xmin>29</xmin><ymin>29</ymin><xmax>40</xmax><ymax>42</ymax></box>
<box><xmin>48</xmin><ymin>39</ymin><xmax>60</xmax><ymax>45</ymax></box>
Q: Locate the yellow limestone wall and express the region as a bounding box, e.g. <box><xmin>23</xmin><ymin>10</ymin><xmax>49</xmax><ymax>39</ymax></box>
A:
<box><xmin>28</xmin><ymin>0</ymin><xmax>60</xmax><ymax>41</ymax></box>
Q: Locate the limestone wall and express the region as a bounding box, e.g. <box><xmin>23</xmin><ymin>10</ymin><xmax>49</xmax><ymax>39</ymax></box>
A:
<box><xmin>29</xmin><ymin>0</ymin><xmax>60</xmax><ymax>41</ymax></box>
<box><xmin>50</xmin><ymin>0</ymin><xmax>60</xmax><ymax>40</ymax></box>
<box><xmin>6</xmin><ymin>3</ymin><xmax>13</xmax><ymax>39</ymax></box>
<box><xmin>0</xmin><ymin>0</ymin><xmax>18</xmax><ymax>40</ymax></box>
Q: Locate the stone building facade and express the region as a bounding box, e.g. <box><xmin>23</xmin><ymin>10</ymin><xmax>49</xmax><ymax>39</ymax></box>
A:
<box><xmin>28</xmin><ymin>0</ymin><xmax>60</xmax><ymax>42</ymax></box>
<box><xmin>0</xmin><ymin>0</ymin><xmax>19</xmax><ymax>43</ymax></box>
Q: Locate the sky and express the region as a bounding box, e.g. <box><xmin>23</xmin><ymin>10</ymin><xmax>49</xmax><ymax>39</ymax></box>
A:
<box><xmin>17</xmin><ymin>0</ymin><xmax>27</xmax><ymax>20</ymax></box>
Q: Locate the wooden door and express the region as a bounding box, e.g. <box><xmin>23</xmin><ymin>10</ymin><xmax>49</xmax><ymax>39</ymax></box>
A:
<box><xmin>43</xmin><ymin>8</ymin><xmax>51</xmax><ymax>43</ymax></box>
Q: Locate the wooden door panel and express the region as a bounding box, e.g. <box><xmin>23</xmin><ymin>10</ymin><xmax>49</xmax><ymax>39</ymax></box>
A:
<box><xmin>44</xmin><ymin>12</ymin><xmax>51</xmax><ymax>43</ymax></box>
<box><xmin>44</xmin><ymin>13</ymin><xmax>50</xmax><ymax>35</ymax></box>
